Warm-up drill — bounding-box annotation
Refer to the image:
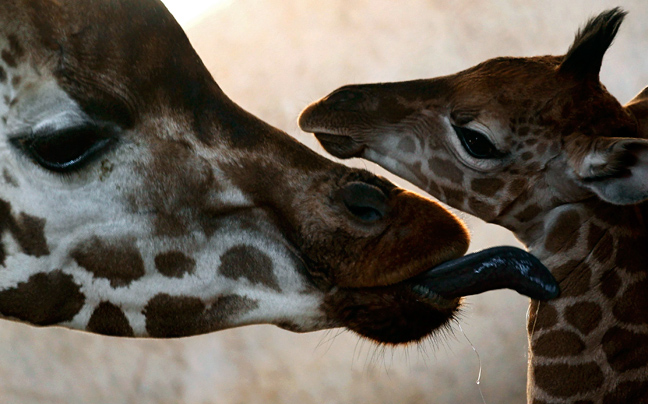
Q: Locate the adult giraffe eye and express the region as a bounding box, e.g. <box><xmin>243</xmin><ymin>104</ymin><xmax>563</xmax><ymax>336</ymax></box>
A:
<box><xmin>452</xmin><ymin>124</ymin><xmax>503</xmax><ymax>159</ymax></box>
<box><xmin>11</xmin><ymin>123</ymin><xmax>118</xmax><ymax>172</ymax></box>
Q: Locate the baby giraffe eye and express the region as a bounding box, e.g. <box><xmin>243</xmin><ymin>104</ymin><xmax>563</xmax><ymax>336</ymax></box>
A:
<box><xmin>452</xmin><ymin>124</ymin><xmax>504</xmax><ymax>159</ymax></box>
<box><xmin>11</xmin><ymin>123</ymin><xmax>118</xmax><ymax>172</ymax></box>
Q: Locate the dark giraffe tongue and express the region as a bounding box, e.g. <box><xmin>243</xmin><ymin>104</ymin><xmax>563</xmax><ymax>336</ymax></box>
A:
<box><xmin>411</xmin><ymin>246</ymin><xmax>559</xmax><ymax>300</ymax></box>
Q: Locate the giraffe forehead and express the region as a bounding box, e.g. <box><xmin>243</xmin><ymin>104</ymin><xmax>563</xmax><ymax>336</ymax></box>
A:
<box><xmin>0</xmin><ymin>1</ymin><xmax>207</xmax><ymax>140</ymax></box>
<box><xmin>452</xmin><ymin>56</ymin><xmax>563</xmax><ymax>98</ymax></box>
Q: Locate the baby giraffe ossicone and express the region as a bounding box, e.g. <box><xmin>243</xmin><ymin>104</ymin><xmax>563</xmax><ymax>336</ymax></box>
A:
<box><xmin>300</xmin><ymin>8</ymin><xmax>648</xmax><ymax>403</ymax></box>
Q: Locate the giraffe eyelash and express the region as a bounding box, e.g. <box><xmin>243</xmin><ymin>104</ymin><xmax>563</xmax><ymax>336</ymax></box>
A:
<box><xmin>10</xmin><ymin>122</ymin><xmax>119</xmax><ymax>172</ymax></box>
<box><xmin>449</xmin><ymin>109</ymin><xmax>478</xmax><ymax>126</ymax></box>
<box><xmin>451</xmin><ymin>124</ymin><xmax>506</xmax><ymax>160</ymax></box>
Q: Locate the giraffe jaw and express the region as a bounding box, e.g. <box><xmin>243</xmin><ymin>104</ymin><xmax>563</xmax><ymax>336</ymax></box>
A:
<box><xmin>322</xmin><ymin>247</ymin><xmax>557</xmax><ymax>345</ymax></box>
<box><xmin>410</xmin><ymin>246</ymin><xmax>560</xmax><ymax>301</ymax></box>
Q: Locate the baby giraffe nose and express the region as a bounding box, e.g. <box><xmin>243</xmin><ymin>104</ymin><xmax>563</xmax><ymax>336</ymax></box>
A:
<box><xmin>338</xmin><ymin>182</ymin><xmax>388</xmax><ymax>222</ymax></box>
<box><xmin>322</xmin><ymin>88</ymin><xmax>366</xmax><ymax>110</ymax></box>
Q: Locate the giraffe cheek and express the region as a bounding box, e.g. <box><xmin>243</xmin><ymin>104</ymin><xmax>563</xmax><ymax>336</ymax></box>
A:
<box><xmin>143</xmin><ymin>294</ymin><xmax>259</xmax><ymax>338</ymax></box>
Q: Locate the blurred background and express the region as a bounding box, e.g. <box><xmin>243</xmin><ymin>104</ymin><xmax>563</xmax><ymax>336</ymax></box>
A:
<box><xmin>2</xmin><ymin>1</ymin><xmax>647</xmax><ymax>403</ymax></box>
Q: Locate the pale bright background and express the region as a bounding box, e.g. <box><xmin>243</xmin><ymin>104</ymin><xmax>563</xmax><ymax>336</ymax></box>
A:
<box><xmin>1</xmin><ymin>1</ymin><xmax>647</xmax><ymax>403</ymax></box>
<box><xmin>162</xmin><ymin>0</ymin><xmax>233</xmax><ymax>26</ymax></box>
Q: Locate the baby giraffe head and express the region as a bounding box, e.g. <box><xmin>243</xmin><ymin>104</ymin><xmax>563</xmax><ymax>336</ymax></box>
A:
<box><xmin>300</xmin><ymin>8</ymin><xmax>648</xmax><ymax>244</ymax></box>
<box><xmin>0</xmin><ymin>0</ymin><xmax>555</xmax><ymax>344</ymax></box>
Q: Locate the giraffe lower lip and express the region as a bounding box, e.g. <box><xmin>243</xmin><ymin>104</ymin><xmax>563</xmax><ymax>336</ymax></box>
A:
<box><xmin>313</xmin><ymin>132</ymin><xmax>365</xmax><ymax>158</ymax></box>
<box><xmin>410</xmin><ymin>246</ymin><xmax>560</xmax><ymax>300</ymax></box>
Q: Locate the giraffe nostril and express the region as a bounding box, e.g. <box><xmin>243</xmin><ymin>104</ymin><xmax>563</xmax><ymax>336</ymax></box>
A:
<box><xmin>324</xmin><ymin>89</ymin><xmax>364</xmax><ymax>108</ymax></box>
<box><xmin>347</xmin><ymin>204</ymin><xmax>383</xmax><ymax>222</ymax></box>
<box><xmin>338</xmin><ymin>182</ymin><xmax>388</xmax><ymax>222</ymax></box>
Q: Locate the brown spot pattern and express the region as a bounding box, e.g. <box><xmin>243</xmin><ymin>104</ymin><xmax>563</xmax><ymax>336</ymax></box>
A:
<box><xmin>528</xmin><ymin>301</ymin><xmax>558</xmax><ymax>330</ymax></box>
<box><xmin>603</xmin><ymin>381</ymin><xmax>648</xmax><ymax>404</ymax></box>
<box><xmin>10</xmin><ymin>212</ymin><xmax>50</xmax><ymax>257</ymax></box>
<box><xmin>599</xmin><ymin>269</ymin><xmax>621</xmax><ymax>299</ymax></box>
<box><xmin>144</xmin><ymin>293</ymin><xmax>259</xmax><ymax>337</ymax></box>
<box><xmin>71</xmin><ymin>237</ymin><xmax>145</xmax><ymax>287</ymax></box>
<box><xmin>276</xmin><ymin>321</ymin><xmax>303</xmax><ymax>332</ymax></box>
<box><xmin>564</xmin><ymin>302</ymin><xmax>601</xmax><ymax>335</ymax></box>
<box><xmin>552</xmin><ymin>260</ymin><xmax>590</xmax><ymax>296</ymax></box>
<box><xmin>2</xmin><ymin>168</ymin><xmax>17</xmax><ymax>187</ymax></box>
<box><xmin>409</xmin><ymin>161</ymin><xmax>430</xmax><ymax>188</ymax></box>
<box><xmin>0</xmin><ymin>66</ymin><xmax>5</xmax><ymax>83</ymax></box>
<box><xmin>602</xmin><ymin>326</ymin><xmax>648</xmax><ymax>372</ymax></box>
<box><xmin>536</xmin><ymin>143</ymin><xmax>548</xmax><ymax>155</ymax></box>
<box><xmin>397</xmin><ymin>137</ymin><xmax>416</xmax><ymax>153</ymax></box>
<box><xmin>0</xmin><ymin>271</ymin><xmax>84</xmax><ymax>325</ymax></box>
<box><xmin>429</xmin><ymin>157</ymin><xmax>464</xmax><ymax>184</ymax></box>
<box><xmin>467</xmin><ymin>196</ymin><xmax>496</xmax><ymax>218</ymax></box>
<box><xmin>87</xmin><ymin>302</ymin><xmax>134</xmax><ymax>337</ymax></box>
<box><xmin>586</xmin><ymin>223</ymin><xmax>605</xmax><ymax>251</ymax></box>
<box><xmin>154</xmin><ymin>251</ymin><xmax>196</xmax><ymax>278</ymax></box>
<box><xmin>470</xmin><ymin>178</ymin><xmax>504</xmax><ymax>197</ymax></box>
<box><xmin>135</xmin><ymin>141</ymin><xmax>218</xmax><ymax>237</ymax></box>
<box><xmin>508</xmin><ymin>178</ymin><xmax>527</xmax><ymax>194</ymax></box>
<box><xmin>1</xmin><ymin>49</ymin><xmax>16</xmax><ymax>68</ymax></box>
<box><xmin>426</xmin><ymin>180</ymin><xmax>441</xmax><ymax>197</ymax></box>
<box><xmin>544</xmin><ymin>210</ymin><xmax>580</xmax><ymax>254</ymax></box>
<box><xmin>615</xmin><ymin>235</ymin><xmax>648</xmax><ymax>273</ymax></box>
<box><xmin>533</xmin><ymin>362</ymin><xmax>603</xmax><ymax>398</ymax></box>
<box><xmin>219</xmin><ymin>245</ymin><xmax>281</xmax><ymax>292</ymax></box>
<box><xmin>441</xmin><ymin>186</ymin><xmax>465</xmax><ymax>208</ymax></box>
<box><xmin>7</xmin><ymin>34</ymin><xmax>24</xmax><ymax>59</ymax></box>
<box><xmin>514</xmin><ymin>204</ymin><xmax>542</xmax><ymax>223</ymax></box>
<box><xmin>612</xmin><ymin>278</ymin><xmax>648</xmax><ymax>324</ymax></box>
<box><xmin>533</xmin><ymin>330</ymin><xmax>585</xmax><ymax>357</ymax></box>
<box><xmin>0</xmin><ymin>199</ymin><xmax>49</xmax><ymax>266</ymax></box>
<box><xmin>595</xmin><ymin>204</ymin><xmax>635</xmax><ymax>228</ymax></box>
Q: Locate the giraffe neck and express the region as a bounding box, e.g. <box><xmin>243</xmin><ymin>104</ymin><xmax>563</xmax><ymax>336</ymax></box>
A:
<box><xmin>516</xmin><ymin>200</ymin><xmax>648</xmax><ymax>403</ymax></box>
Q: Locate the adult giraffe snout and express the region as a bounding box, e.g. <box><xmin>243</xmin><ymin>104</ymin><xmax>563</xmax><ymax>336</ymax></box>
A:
<box><xmin>307</xmin><ymin>172</ymin><xmax>471</xmax><ymax>289</ymax></box>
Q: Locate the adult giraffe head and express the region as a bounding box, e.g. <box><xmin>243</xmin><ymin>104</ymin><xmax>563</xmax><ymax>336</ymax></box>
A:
<box><xmin>0</xmin><ymin>0</ymin><xmax>556</xmax><ymax>344</ymax></box>
<box><xmin>300</xmin><ymin>7</ymin><xmax>648</xmax><ymax>401</ymax></box>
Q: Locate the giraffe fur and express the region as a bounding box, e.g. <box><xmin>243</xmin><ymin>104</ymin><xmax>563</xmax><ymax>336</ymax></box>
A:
<box><xmin>300</xmin><ymin>7</ymin><xmax>648</xmax><ymax>403</ymax></box>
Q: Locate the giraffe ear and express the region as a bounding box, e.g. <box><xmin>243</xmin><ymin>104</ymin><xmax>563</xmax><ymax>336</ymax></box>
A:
<box><xmin>574</xmin><ymin>136</ymin><xmax>648</xmax><ymax>205</ymax></box>
<box><xmin>625</xmin><ymin>86</ymin><xmax>648</xmax><ymax>138</ymax></box>
<box><xmin>558</xmin><ymin>8</ymin><xmax>626</xmax><ymax>80</ymax></box>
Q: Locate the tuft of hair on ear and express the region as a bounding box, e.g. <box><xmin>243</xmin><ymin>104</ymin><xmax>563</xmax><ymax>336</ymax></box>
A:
<box><xmin>558</xmin><ymin>7</ymin><xmax>627</xmax><ymax>80</ymax></box>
